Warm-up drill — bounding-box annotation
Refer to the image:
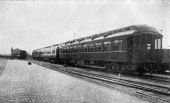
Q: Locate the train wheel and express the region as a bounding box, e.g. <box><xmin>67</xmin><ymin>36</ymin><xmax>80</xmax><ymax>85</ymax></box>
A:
<box><xmin>104</xmin><ymin>65</ymin><xmax>108</xmax><ymax>72</ymax></box>
<box><xmin>111</xmin><ymin>64</ymin><xmax>119</xmax><ymax>73</ymax></box>
<box><xmin>64</xmin><ymin>60</ymin><xmax>69</xmax><ymax>67</ymax></box>
<box><xmin>105</xmin><ymin>64</ymin><xmax>112</xmax><ymax>72</ymax></box>
<box><xmin>126</xmin><ymin>65</ymin><xmax>135</xmax><ymax>74</ymax></box>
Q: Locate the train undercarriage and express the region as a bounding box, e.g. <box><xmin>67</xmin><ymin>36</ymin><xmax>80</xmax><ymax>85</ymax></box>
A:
<box><xmin>56</xmin><ymin>58</ymin><xmax>165</xmax><ymax>75</ymax></box>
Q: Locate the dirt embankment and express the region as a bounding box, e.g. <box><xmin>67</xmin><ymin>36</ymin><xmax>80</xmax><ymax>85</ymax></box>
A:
<box><xmin>0</xmin><ymin>58</ymin><xmax>8</xmax><ymax>76</ymax></box>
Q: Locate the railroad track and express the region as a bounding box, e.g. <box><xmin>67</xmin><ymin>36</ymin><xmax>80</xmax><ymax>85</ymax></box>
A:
<box><xmin>83</xmin><ymin>65</ymin><xmax>170</xmax><ymax>82</ymax></box>
<box><xmin>55</xmin><ymin>67</ymin><xmax>170</xmax><ymax>103</ymax></box>
<box><xmin>60</xmin><ymin>67</ymin><xmax>170</xmax><ymax>95</ymax></box>
<box><xmin>32</xmin><ymin>61</ymin><xmax>170</xmax><ymax>103</ymax></box>
<box><xmin>126</xmin><ymin>73</ymin><xmax>170</xmax><ymax>82</ymax></box>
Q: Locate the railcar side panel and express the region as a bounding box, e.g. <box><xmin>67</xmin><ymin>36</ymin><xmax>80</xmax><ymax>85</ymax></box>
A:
<box><xmin>59</xmin><ymin>35</ymin><xmax>128</xmax><ymax>64</ymax></box>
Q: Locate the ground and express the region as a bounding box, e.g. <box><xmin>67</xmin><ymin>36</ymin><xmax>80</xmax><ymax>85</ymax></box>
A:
<box><xmin>0</xmin><ymin>59</ymin><xmax>148</xmax><ymax>103</ymax></box>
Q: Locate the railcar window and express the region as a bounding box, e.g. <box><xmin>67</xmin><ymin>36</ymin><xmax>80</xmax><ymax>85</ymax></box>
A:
<box><xmin>95</xmin><ymin>43</ymin><xmax>102</xmax><ymax>52</ymax></box>
<box><xmin>62</xmin><ymin>48</ymin><xmax>64</xmax><ymax>53</ymax></box>
<box><xmin>147</xmin><ymin>44</ymin><xmax>151</xmax><ymax>50</ymax></box>
<box><xmin>49</xmin><ymin>51</ymin><xmax>51</xmax><ymax>54</ymax></box>
<box><xmin>66</xmin><ymin>47</ymin><xmax>68</xmax><ymax>53</ymax></box>
<box><xmin>63</xmin><ymin>48</ymin><xmax>65</xmax><ymax>53</ymax></box>
<box><xmin>113</xmin><ymin>40</ymin><xmax>122</xmax><ymax>51</ymax></box>
<box><xmin>83</xmin><ymin>44</ymin><xmax>88</xmax><ymax>52</ymax></box>
<box><xmin>60</xmin><ymin>49</ymin><xmax>62</xmax><ymax>53</ymax></box>
<box><xmin>77</xmin><ymin>45</ymin><xmax>82</xmax><ymax>52</ymax></box>
<box><xmin>52</xmin><ymin>50</ymin><xmax>55</xmax><ymax>54</ymax></box>
<box><xmin>71</xmin><ymin>47</ymin><xmax>74</xmax><ymax>53</ymax></box>
<box><xmin>62</xmin><ymin>48</ymin><xmax>65</xmax><ymax>53</ymax></box>
<box><xmin>67</xmin><ymin>48</ymin><xmax>69</xmax><ymax>53</ymax></box>
<box><xmin>103</xmin><ymin>41</ymin><xmax>111</xmax><ymax>51</ymax></box>
<box><xmin>88</xmin><ymin>44</ymin><xmax>94</xmax><ymax>52</ymax></box>
<box><xmin>69</xmin><ymin>47</ymin><xmax>72</xmax><ymax>53</ymax></box>
<box><xmin>73</xmin><ymin>46</ymin><xmax>77</xmax><ymax>53</ymax></box>
<box><xmin>155</xmin><ymin>38</ymin><xmax>161</xmax><ymax>49</ymax></box>
<box><xmin>157</xmin><ymin>39</ymin><xmax>161</xmax><ymax>49</ymax></box>
<box><xmin>60</xmin><ymin>48</ymin><xmax>63</xmax><ymax>53</ymax></box>
<box><xmin>65</xmin><ymin>48</ymin><xmax>68</xmax><ymax>53</ymax></box>
<box><xmin>155</xmin><ymin>39</ymin><xmax>157</xmax><ymax>49</ymax></box>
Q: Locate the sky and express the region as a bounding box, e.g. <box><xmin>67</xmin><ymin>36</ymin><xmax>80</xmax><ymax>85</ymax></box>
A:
<box><xmin>0</xmin><ymin>0</ymin><xmax>170</xmax><ymax>54</ymax></box>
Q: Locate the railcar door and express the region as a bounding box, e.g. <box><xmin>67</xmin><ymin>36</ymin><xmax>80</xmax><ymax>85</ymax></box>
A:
<box><xmin>133</xmin><ymin>33</ymin><xmax>146</xmax><ymax>63</ymax></box>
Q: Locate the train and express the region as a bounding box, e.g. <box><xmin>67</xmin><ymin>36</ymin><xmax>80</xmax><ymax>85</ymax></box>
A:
<box><xmin>32</xmin><ymin>25</ymin><xmax>170</xmax><ymax>74</ymax></box>
<box><xmin>11</xmin><ymin>48</ymin><xmax>27</xmax><ymax>59</ymax></box>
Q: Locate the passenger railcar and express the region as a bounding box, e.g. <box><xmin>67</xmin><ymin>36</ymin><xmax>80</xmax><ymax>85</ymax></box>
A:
<box><xmin>32</xmin><ymin>45</ymin><xmax>59</xmax><ymax>62</ymax></box>
<box><xmin>32</xmin><ymin>49</ymin><xmax>42</xmax><ymax>60</ymax></box>
<box><xmin>32</xmin><ymin>25</ymin><xmax>165</xmax><ymax>74</ymax></box>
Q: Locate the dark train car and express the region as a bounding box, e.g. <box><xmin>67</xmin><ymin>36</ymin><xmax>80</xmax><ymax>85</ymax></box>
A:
<box><xmin>58</xmin><ymin>25</ymin><xmax>163</xmax><ymax>74</ymax></box>
<box><xmin>19</xmin><ymin>50</ymin><xmax>27</xmax><ymax>59</ymax></box>
<box><xmin>32</xmin><ymin>50</ymin><xmax>40</xmax><ymax>60</ymax></box>
<box><xmin>40</xmin><ymin>46</ymin><xmax>51</xmax><ymax>61</ymax></box>
<box><xmin>32</xmin><ymin>45</ymin><xmax>59</xmax><ymax>62</ymax></box>
<box><xmin>11</xmin><ymin>48</ymin><xmax>27</xmax><ymax>59</ymax></box>
<box><xmin>32</xmin><ymin>25</ymin><xmax>165</xmax><ymax>74</ymax></box>
<box><xmin>32</xmin><ymin>49</ymin><xmax>44</xmax><ymax>60</ymax></box>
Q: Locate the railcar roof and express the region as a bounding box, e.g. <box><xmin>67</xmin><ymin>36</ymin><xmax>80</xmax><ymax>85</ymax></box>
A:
<box><xmin>60</xmin><ymin>25</ymin><xmax>162</xmax><ymax>46</ymax></box>
<box><xmin>33</xmin><ymin>25</ymin><xmax>162</xmax><ymax>51</ymax></box>
<box><xmin>132</xmin><ymin>25</ymin><xmax>161</xmax><ymax>33</ymax></box>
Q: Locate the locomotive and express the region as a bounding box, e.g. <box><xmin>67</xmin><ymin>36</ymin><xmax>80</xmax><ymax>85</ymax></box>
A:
<box><xmin>11</xmin><ymin>48</ymin><xmax>27</xmax><ymax>59</ymax></box>
<box><xmin>32</xmin><ymin>25</ymin><xmax>170</xmax><ymax>74</ymax></box>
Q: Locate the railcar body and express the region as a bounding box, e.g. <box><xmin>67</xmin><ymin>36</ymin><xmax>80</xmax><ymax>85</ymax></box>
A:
<box><xmin>58</xmin><ymin>25</ymin><xmax>163</xmax><ymax>74</ymax></box>
<box><xmin>41</xmin><ymin>45</ymin><xmax>58</xmax><ymax>62</ymax></box>
<box><xmin>11</xmin><ymin>48</ymin><xmax>27</xmax><ymax>59</ymax></box>
<box><xmin>32</xmin><ymin>45</ymin><xmax>59</xmax><ymax>62</ymax></box>
<box><xmin>32</xmin><ymin>49</ymin><xmax>42</xmax><ymax>60</ymax></box>
<box><xmin>32</xmin><ymin>25</ymin><xmax>165</xmax><ymax>74</ymax></box>
<box><xmin>19</xmin><ymin>50</ymin><xmax>27</xmax><ymax>59</ymax></box>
